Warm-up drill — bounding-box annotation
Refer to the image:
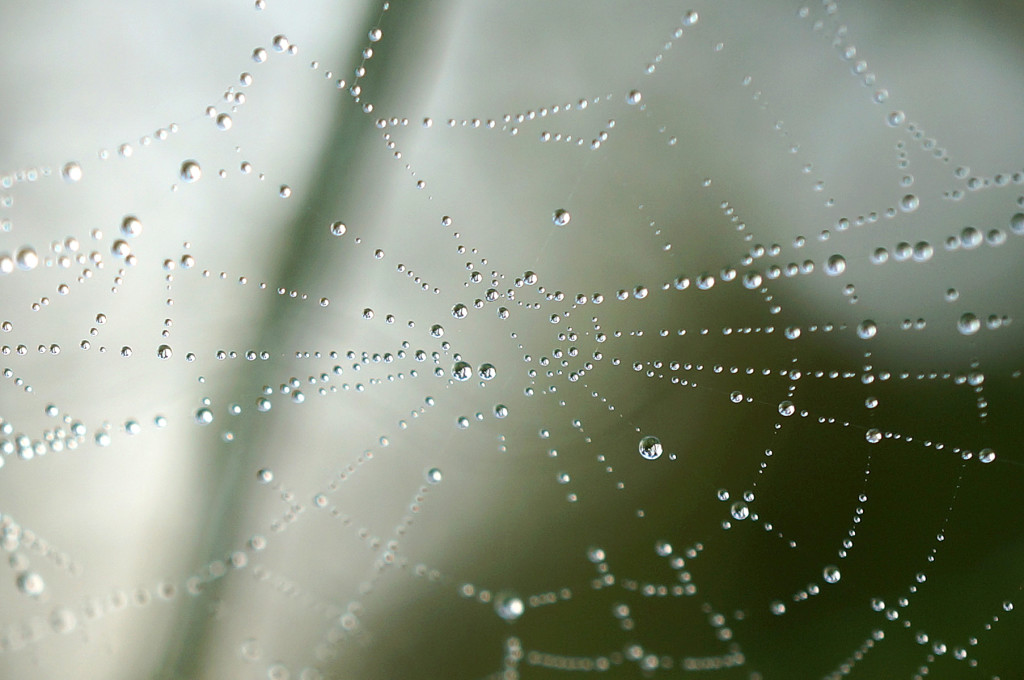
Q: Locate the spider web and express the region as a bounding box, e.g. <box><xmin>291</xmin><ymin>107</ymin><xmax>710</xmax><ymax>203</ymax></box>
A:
<box><xmin>1</xmin><ymin>1</ymin><xmax>1023</xmax><ymax>678</ymax></box>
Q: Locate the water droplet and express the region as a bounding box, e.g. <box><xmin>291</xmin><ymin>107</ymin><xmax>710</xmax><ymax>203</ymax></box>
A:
<box><xmin>216</xmin><ymin>113</ymin><xmax>233</xmax><ymax>131</ymax></box>
<box><xmin>553</xmin><ymin>208</ymin><xmax>571</xmax><ymax>226</ymax></box>
<box><xmin>493</xmin><ymin>404</ymin><xmax>508</xmax><ymax>418</ymax></box>
<box><xmin>478</xmin><ymin>363</ymin><xmax>496</xmax><ymax>380</ymax></box>
<box><xmin>452</xmin><ymin>361</ymin><xmax>472</xmax><ymax>381</ymax></box>
<box><xmin>330</xmin><ymin>221</ymin><xmax>347</xmax><ymax>236</ymax></box>
<box><xmin>638</xmin><ymin>435</ymin><xmax>663</xmax><ymax>460</ymax></box>
<box><xmin>1010</xmin><ymin>213</ymin><xmax>1024</xmax><ymax>235</ymax></box>
<box><xmin>121</xmin><ymin>215</ymin><xmax>142</xmax><ymax>237</ymax></box>
<box><xmin>362</xmin><ymin>308</ymin><xmax>375</xmax><ymax>320</ymax></box>
<box><xmin>979</xmin><ymin>448</ymin><xmax>996</xmax><ymax>464</ymax></box>
<box><xmin>50</xmin><ymin>607</ymin><xmax>77</xmax><ymax>633</ymax></box>
<box><xmin>865</xmin><ymin>428</ymin><xmax>882</xmax><ymax>443</ymax></box>
<box><xmin>62</xmin><ymin>162</ymin><xmax>82</xmax><ymax>183</ymax></box>
<box><xmin>425</xmin><ymin>467</ymin><xmax>442</xmax><ymax>484</ymax></box>
<box><xmin>887</xmin><ymin>110</ymin><xmax>905</xmax><ymax>127</ymax></box>
<box><xmin>195</xmin><ymin>408</ymin><xmax>214</xmax><ymax>425</ymax></box>
<box><xmin>626</xmin><ymin>90</ymin><xmax>643</xmax><ymax>105</ymax></box>
<box><xmin>857</xmin><ymin>320</ymin><xmax>878</xmax><ymax>340</ymax></box>
<box><xmin>15</xmin><ymin>247</ymin><xmax>39</xmax><ymax>271</ymax></box>
<box><xmin>368</xmin><ymin>28</ymin><xmax>382</xmax><ymax>42</ymax></box>
<box><xmin>778</xmin><ymin>400</ymin><xmax>795</xmax><ymax>417</ymax></box>
<box><xmin>770</xmin><ymin>600</ymin><xmax>786</xmax><ymax>615</ymax></box>
<box><xmin>730</xmin><ymin>501</ymin><xmax>749</xmax><ymax>520</ymax></box>
<box><xmin>899</xmin><ymin>194</ymin><xmax>919</xmax><ymax>212</ymax></box>
<box><xmin>825</xmin><ymin>254</ymin><xmax>846</xmax><ymax>276</ymax></box>
<box><xmin>823</xmin><ymin>565</ymin><xmax>841</xmax><ymax>583</ymax></box>
<box><xmin>682</xmin><ymin>10</ymin><xmax>699</xmax><ymax>26</ymax></box>
<box><xmin>452</xmin><ymin>304</ymin><xmax>468</xmax><ymax>319</ymax></box>
<box><xmin>257</xmin><ymin>468</ymin><xmax>274</xmax><ymax>483</ymax></box>
<box><xmin>957</xmin><ymin>313</ymin><xmax>980</xmax><ymax>336</ymax></box>
<box><xmin>157</xmin><ymin>345</ymin><xmax>172</xmax><ymax>359</ymax></box>
<box><xmin>495</xmin><ymin>593</ymin><xmax>524</xmax><ymax>621</ymax></box>
<box><xmin>16</xmin><ymin>571</ymin><xmax>45</xmax><ymax>596</ymax></box>
<box><xmin>180</xmin><ymin>160</ymin><xmax>202</xmax><ymax>183</ymax></box>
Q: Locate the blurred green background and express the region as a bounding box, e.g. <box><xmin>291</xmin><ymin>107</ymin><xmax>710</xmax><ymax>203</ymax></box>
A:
<box><xmin>1</xmin><ymin>1</ymin><xmax>1023</xmax><ymax>678</ymax></box>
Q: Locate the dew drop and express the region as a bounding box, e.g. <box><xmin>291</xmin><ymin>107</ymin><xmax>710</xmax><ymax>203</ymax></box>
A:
<box><xmin>62</xmin><ymin>162</ymin><xmax>83</xmax><ymax>183</ymax></box>
<box><xmin>857</xmin><ymin>320</ymin><xmax>878</xmax><ymax>340</ymax></box>
<box><xmin>15</xmin><ymin>247</ymin><xmax>39</xmax><ymax>271</ymax></box>
<box><xmin>682</xmin><ymin>10</ymin><xmax>699</xmax><ymax>25</ymax></box>
<box><xmin>330</xmin><ymin>221</ymin><xmax>347</xmax><ymax>236</ymax></box>
<box><xmin>823</xmin><ymin>565</ymin><xmax>841</xmax><ymax>584</ymax></box>
<box><xmin>626</xmin><ymin>90</ymin><xmax>643</xmax><ymax>105</ymax></box>
<box><xmin>1010</xmin><ymin>213</ymin><xmax>1024</xmax><ymax>235</ymax></box>
<box><xmin>180</xmin><ymin>160</ymin><xmax>202</xmax><ymax>183</ymax></box>
<box><xmin>553</xmin><ymin>208</ymin><xmax>571</xmax><ymax>226</ymax></box>
<box><xmin>825</xmin><ymin>254</ymin><xmax>846</xmax><ymax>276</ymax></box>
<box><xmin>425</xmin><ymin>467</ymin><xmax>443</xmax><ymax>484</ymax></box>
<box><xmin>638</xmin><ymin>435</ymin><xmax>663</xmax><ymax>460</ymax></box>
<box><xmin>121</xmin><ymin>215</ymin><xmax>142</xmax><ymax>237</ymax></box>
<box><xmin>452</xmin><ymin>361</ymin><xmax>472</xmax><ymax>381</ymax></box>
<box><xmin>257</xmin><ymin>468</ymin><xmax>274</xmax><ymax>484</ymax></box>
<box><xmin>899</xmin><ymin>194</ymin><xmax>919</xmax><ymax>212</ymax></box>
<box><xmin>157</xmin><ymin>345</ymin><xmax>172</xmax><ymax>360</ymax></box>
<box><xmin>495</xmin><ymin>593</ymin><xmax>524</xmax><ymax>621</ymax></box>
<box><xmin>195</xmin><ymin>408</ymin><xmax>214</xmax><ymax>425</ymax></box>
<box><xmin>16</xmin><ymin>571</ymin><xmax>45</xmax><ymax>596</ymax></box>
<box><xmin>957</xmin><ymin>313</ymin><xmax>980</xmax><ymax>336</ymax></box>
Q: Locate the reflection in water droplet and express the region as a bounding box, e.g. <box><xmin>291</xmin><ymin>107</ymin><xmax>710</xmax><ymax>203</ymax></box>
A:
<box><xmin>823</xmin><ymin>565</ymin><xmax>841</xmax><ymax>583</ymax></box>
<box><xmin>495</xmin><ymin>593</ymin><xmax>524</xmax><ymax>621</ymax></box>
<box><xmin>638</xmin><ymin>435</ymin><xmax>663</xmax><ymax>459</ymax></box>
<box><xmin>180</xmin><ymin>160</ymin><xmax>202</xmax><ymax>183</ymax></box>
<box><xmin>957</xmin><ymin>313</ymin><xmax>980</xmax><ymax>335</ymax></box>
<box><xmin>857</xmin><ymin>320</ymin><xmax>878</xmax><ymax>340</ymax></box>
<box><xmin>62</xmin><ymin>162</ymin><xmax>83</xmax><ymax>182</ymax></box>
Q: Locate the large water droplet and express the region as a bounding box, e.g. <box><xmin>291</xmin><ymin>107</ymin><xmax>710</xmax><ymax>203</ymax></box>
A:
<box><xmin>495</xmin><ymin>593</ymin><xmax>524</xmax><ymax>621</ymax></box>
<box><xmin>823</xmin><ymin>565</ymin><xmax>841</xmax><ymax>584</ymax></box>
<box><xmin>857</xmin><ymin>320</ymin><xmax>878</xmax><ymax>340</ymax></box>
<box><xmin>16</xmin><ymin>571</ymin><xmax>45</xmax><ymax>596</ymax></box>
<box><xmin>180</xmin><ymin>160</ymin><xmax>202</xmax><ymax>183</ymax></box>
<box><xmin>15</xmin><ymin>247</ymin><xmax>38</xmax><ymax>271</ymax></box>
<box><xmin>957</xmin><ymin>313</ymin><xmax>980</xmax><ymax>335</ymax></box>
<box><xmin>553</xmin><ymin>209</ymin><xmax>571</xmax><ymax>226</ymax></box>
<box><xmin>62</xmin><ymin>162</ymin><xmax>82</xmax><ymax>183</ymax></box>
<box><xmin>825</xmin><ymin>254</ymin><xmax>846</xmax><ymax>276</ymax></box>
<box><xmin>638</xmin><ymin>435</ymin><xmax>663</xmax><ymax>460</ymax></box>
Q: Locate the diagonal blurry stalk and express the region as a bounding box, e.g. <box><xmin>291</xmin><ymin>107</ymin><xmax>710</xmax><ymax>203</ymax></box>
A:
<box><xmin>153</xmin><ymin>2</ymin><xmax>449</xmax><ymax>676</ymax></box>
